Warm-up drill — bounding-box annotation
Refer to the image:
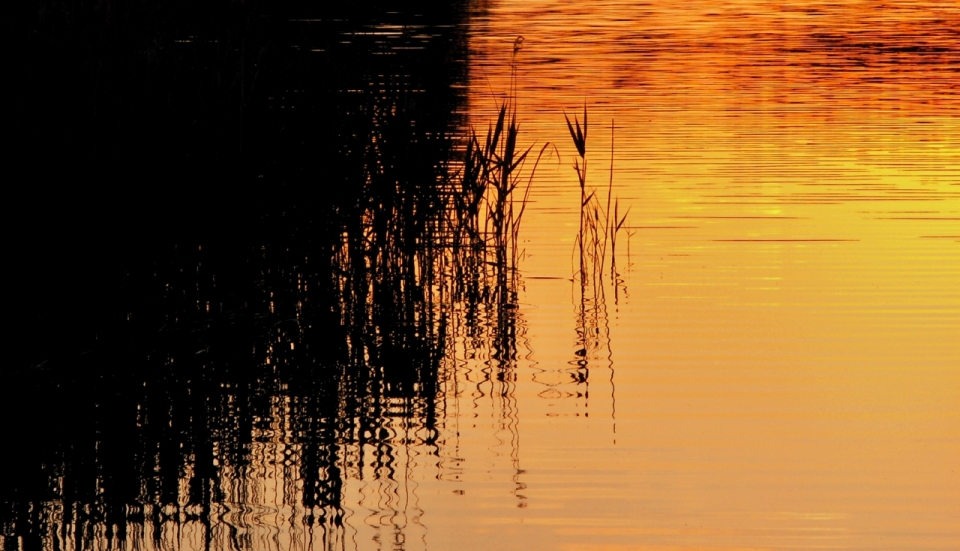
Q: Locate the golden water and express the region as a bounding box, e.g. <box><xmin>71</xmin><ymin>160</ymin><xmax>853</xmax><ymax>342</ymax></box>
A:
<box><xmin>429</xmin><ymin>1</ymin><xmax>960</xmax><ymax>549</ymax></box>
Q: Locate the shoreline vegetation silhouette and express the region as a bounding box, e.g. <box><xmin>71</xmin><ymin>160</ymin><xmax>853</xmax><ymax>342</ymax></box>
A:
<box><xmin>4</xmin><ymin>2</ymin><xmax>626</xmax><ymax>549</ymax></box>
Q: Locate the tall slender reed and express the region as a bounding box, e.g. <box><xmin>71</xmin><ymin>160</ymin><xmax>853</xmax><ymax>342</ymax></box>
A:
<box><xmin>563</xmin><ymin>109</ymin><xmax>629</xmax><ymax>285</ymax></box>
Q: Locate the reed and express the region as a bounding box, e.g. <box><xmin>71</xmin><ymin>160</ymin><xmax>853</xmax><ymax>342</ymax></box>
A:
<box><xmin>443</xmin><ymin>37</ymin><xmax>550</xmax><ymax>303</ymax></box>
<box><xmin>564</xmin><ymin>108</ymin><xmax>629</xmax><ymax>285</ymax></box>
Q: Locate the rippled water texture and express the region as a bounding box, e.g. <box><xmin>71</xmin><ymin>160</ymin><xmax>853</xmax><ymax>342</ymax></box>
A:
<box><xmin>4</xmin><ymin>1</ymin><xmax>959</xmax><ymax>550</ymax></box>
<box><xmin>463</xmin><ymin>1</ymin><xmax>960</xmax><ymax>549</ymax></box>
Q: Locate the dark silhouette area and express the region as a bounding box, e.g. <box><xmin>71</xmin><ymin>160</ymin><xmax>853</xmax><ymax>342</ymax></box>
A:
<box><xmin>10</xmin><ymin>0</ymin><xmax>469</xmax><ymax>365</ymax></box>
<box><xmin>2</xmin><ymin>1</ymin><xmax>520</xmax><ymax>549</ymax></box>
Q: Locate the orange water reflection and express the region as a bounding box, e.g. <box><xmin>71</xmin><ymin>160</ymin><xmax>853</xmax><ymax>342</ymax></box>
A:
<box><xmin>437</xmin><ymin>0</ymin><xmax>960</xmax><ymax>549</ymax></box>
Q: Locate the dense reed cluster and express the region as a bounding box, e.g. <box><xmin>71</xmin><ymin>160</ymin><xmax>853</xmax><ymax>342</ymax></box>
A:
<box><xmin>446</xmin><ymin>102</ymin><xmax>549</xmax><ymax>285</ymax></box>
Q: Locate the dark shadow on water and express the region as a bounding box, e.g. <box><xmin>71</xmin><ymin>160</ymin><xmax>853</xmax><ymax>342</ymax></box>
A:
<box><xmin>3</xmin><ymin>1</ymin><xmax>521</xmax><ymax>549</ymax></box>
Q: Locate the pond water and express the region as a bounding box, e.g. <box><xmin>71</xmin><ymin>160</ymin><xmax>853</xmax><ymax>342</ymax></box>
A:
<box><xmin>3</xmin><ymin>1</ymin><xmax>958</xmax><ymax>550</ymax></box>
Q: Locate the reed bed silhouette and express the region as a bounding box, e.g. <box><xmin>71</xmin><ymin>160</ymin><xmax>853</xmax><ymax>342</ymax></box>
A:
<box><xmin>8</xmin><ymin>1</ymin><xmax>551</xmax><ymax>543</ymax></box>
<box><xmin>3</xmin><ymin>9</ymin><xmax>532</xmax><ymax>551</ymax></box>
<box><xmin>2</xmin><ymin>29</ymin><xmax>542</xmax><ymax>549</ymax></box>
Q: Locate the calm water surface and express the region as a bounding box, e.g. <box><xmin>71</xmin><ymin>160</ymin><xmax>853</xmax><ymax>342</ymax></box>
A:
<box><xmin>454</xmin><ymin>1</ymin><xmax>959</xmax><ymax>548</ymax></box>
<box><xmin>4</xmin><ymin>1</ymin><xmax>958</xmax><ymax>550</ymax></box>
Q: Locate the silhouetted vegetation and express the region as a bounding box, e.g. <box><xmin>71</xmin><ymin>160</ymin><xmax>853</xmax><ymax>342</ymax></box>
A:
<box><xmin>3</xmin><ymin>2</ymin><xmax>538</xmax><ymax>550</ymax></box>
<box><xmin>564</xmin><ymin>108</ymin><xmax>630</xmax><ymax>286</ymax></box>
